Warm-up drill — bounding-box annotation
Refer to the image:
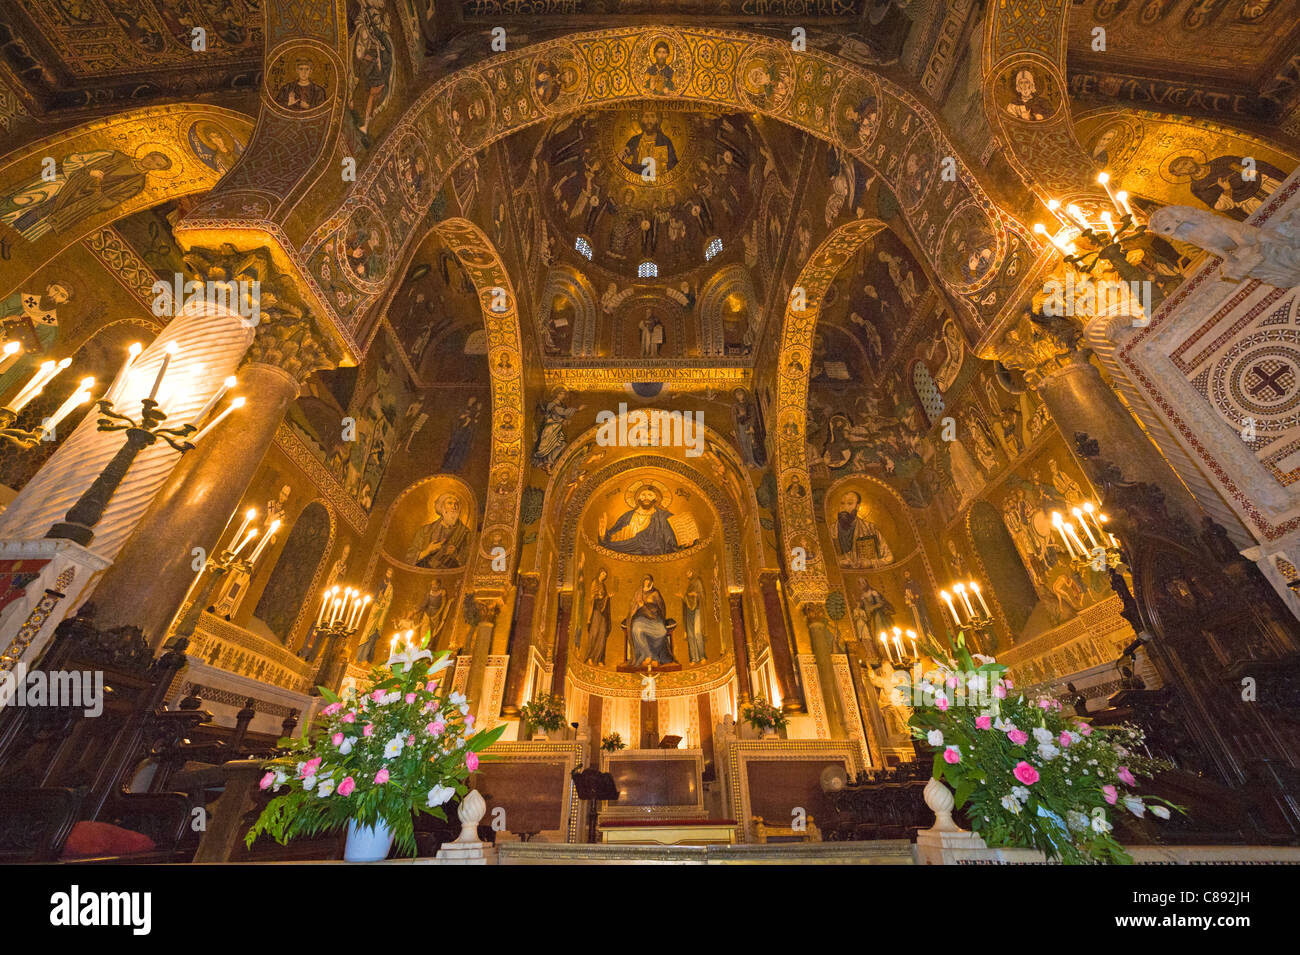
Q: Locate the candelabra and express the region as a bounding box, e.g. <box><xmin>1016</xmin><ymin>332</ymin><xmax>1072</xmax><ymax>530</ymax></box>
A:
<box><xmin>877</xmin><ymin>625</ymin><xmax>919</xmax><ymax>666</ymax></box>
<box><xmin>303</xmin><ymin>585</ymin><xmax>372</xmax><ymax>694</ymax></box>
<box><xmin>0</xmin><ymin>353</ymin><xmax>94</xmax><ymax>449</ymax></box>
<box><xmin>43</xmin><ymin>341</ymin><xmax>243</xmax><ymax>546</ymax></box>
<box><xmin>1050</xmin><ymin>500</ymin><xmax>1123</xmax><ymax>573</ymax></box>
<box><xmin>171</xmin><ymin>506</ymin><xmax>282</xmax><ymax>638</ymax></box>
<box><xmin>938</xmin><ymin>580</ymin><xmax>994</xmax><ymax>655</ymax></box>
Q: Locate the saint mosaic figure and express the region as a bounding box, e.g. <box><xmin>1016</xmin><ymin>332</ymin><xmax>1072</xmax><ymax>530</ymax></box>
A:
<box><xmin>626</xmin><ymin>574</ymin><xmax>675</xmax><ymax>666</ymax></box>
<box><xmin>599</xmin><ymin>484</ymin><xmax>681</xmax><ymax>556</ymax></box>
<box><xmin>582</xmin><ymin>568</ymin><xmax>612</xmax><ymax>665</ymax></box>
<box><xmin>407</xmin><ymin>493</ymin><xmax>471</xmax><ymax>568</ymax></box>
<box><xmin>833</xmin><ymin>490</ymin><xmax>893</xmax><ymax>568</ymax></box>
<box><xmin>682</xmin><ymin>569</ymin><xmax>707</xmax><ymax>663</ymax></box>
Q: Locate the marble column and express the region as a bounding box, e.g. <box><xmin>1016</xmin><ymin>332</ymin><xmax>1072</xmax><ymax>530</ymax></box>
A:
<box><xmin>998</xmin><ymin>319</ymin><xmax>1202</xmax><ymax>519</ymax></box>
<box><xmin>803</xmin><ymin>603</ymin><xmax>846</xmax><ymax>739</ymax></box>
<box><xmin>758</xmin><ymin>570</ymin><xmax>805</xmax><ymax>714</ymax></box>
<box><xmin>0</xmin><ymin>300</ymin><xmax>252</xmax><ymax>555</ymax></box>
<box><xmin>466</xmin><ymin>598</ymin><xmax>500</xmax><ymax>720</ymax></box>
<box><xmin>551</xmin><ymin>591</ymin><xmax>573</xmax><ymax>698</ymax></box>
<box><xmin>727</xmin><ymin>591</ymin><xmax>752</xmax><ymax>705</ymax></box>
<box><xmin>91</xmin><ymin>362</ymin><xmax>303</xmax><ymax>643</ymax></box>
<box><xmin>501</xmin><ymin>575</ymin><xmax>539</xmax><ymax>717</ymax></box>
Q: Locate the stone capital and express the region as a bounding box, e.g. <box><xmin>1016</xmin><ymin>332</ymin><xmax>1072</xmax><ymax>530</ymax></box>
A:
<box><xmin>993</xmin><ymin>310</ymin><xmax>1092</xmax><ymax>389</ymax></box>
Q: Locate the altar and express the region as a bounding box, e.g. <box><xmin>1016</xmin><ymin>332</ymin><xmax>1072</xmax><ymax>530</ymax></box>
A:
<box><xmin>594</xmin><ymin>748</ymin><xmax>725</xmax><ymax>844</ymax></box>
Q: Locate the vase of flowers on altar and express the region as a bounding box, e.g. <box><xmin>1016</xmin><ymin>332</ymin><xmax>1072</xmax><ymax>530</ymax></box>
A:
<box><xmin>905</xmin><ymin>631</ymin><xmax>1179</xmax><ymax>864</ymax></box>
<box><xmin>519</xmin><ymin>692</ymin><xmax>566</xmax><ymax>741</ymax></box>
<box><xmin>742</xmin><ymin>696</ymin><xmax>787</xmax><ymax>739</ymax></box>
<box><xmin>245</xmin><ymin>632</ymin><xmax>505</xmax><ymax>862</ymax></box>
<box><xmin>601</xmin><ymin>731</ymin><xmax>626</xmax><ymax>753</ymax></box>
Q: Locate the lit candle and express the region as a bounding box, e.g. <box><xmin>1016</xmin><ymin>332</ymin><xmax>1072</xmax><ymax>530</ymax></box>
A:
<box><xmin>9</xmin><ymin>357</ymin><xmax>71</xmax><ymax>412</ymax></box>
<box><xmin>0</xmin><ymin>340</ymin><xmax>21</xmax><ymax>375</ymax></box>
<box><xmin>230</xmin><ymin>526</ymin><xmax>258</xmax><ymax>557</ymax></box>
<box><xmin>1052</xmin><ymin>511</ymin><xmax>1076</xmax><ymax>559</ymax></box>
<box><xmin>1046</xmin><ymin>198</ymin><xmax>1070</xmax><ymax>229</ymax></box>
<box><xmin>953</xmin><ymin>582</ymin><xmax>974</xmax><ymax>618</ymax></box>
<box><xmin>907</xmin><ymin>629</ymin><xmax>918</xmax><ymax>661</ymax></box>
<box><xmin>389</xmin><ymin>634</ymin><xmax>400</xmax><ymax>661</ymax></box>
<box><xmin>879</xmin><ymin>632</ymin><xmax>894</xmax><ymax>664</ymax></box>
<box><xmin>353</xmin><ymin>594</ymin><xmax>372</xmax><ymax>631</ymax></box>
<box><xmin>190</xmin><ymin>375</ymin><xmax>237</xmax><ymax>427</ymax></box>
<box><xmin>1099</xmin><ymin>210</ymin><xmax>1116</xmax><ymax>237</ymax></box>
<box><xmin>231</xmin><ymin>508</ymin><xmax>256</xmax><ymax>548</ymax></box>
<box><xmin>970</xmin><ymin>582</ymin><xmax>991</xmax><ymax>617</ymax></box>
<box><xmin>1115</xmin><ymin>190</ymin><xmax>1133</xmax><ymax>218</ymax></box>
<box><xmin>1064</xmin><ymin>521</ymin><xmax>1089</xmax><ymax>557</ymax></box>
<box><xmin>329</xmin><ymin>595</ymin><xmax>343</xmax><ymax>626</ymax></box>
<box><xmin>188</xmin><ymin>396</ymin><xmax>245</xmax><ymax>446</ymax></box>
<box><xmin>1072</xmin><ymin>507</ymin><xmax>1099</xmax><ymax>547</ymax></box>
<box><xmin>248</xmin><ymin>518</ymin><xmax>280</xmax><ymax>563</ymax></box>
<box><xmin>105</xmin><ymin>342</ymin><xmax>142</xmax><ymax>406</ymax></box>
<box><xmin>147</xmin><ymin>341</ymin><xmax>178</xmax><ymax>402</ymax></box>
<box><xmin>1033</xmin><ymin>222</ymin><xmax>1073</xmax><ymax>255</ymax></box>
<box><xmin>317</xmin><ymin>589</ymin><xmax>331</xmax><ymax>626</ymax></box>
<box><xmin>1065</xmin><ymin>204</ymin><xmax>1092</xmax><ymax>231</ymax></box>
<box><xmin>42</xmin><ymin>377</ymin><xmax>95</xmax><ymax>433</ymax></box>
<box><xmin>940</xmin><ymin>590</ymin><xmax>960</xmax><ymax>627</ymax></box>
<box><xmin>1097</xmin><ymin>171</ymin><xmax>1122</xmax><ymax>214</ymax></box>
<box><xmin>893</xmin><ymin>632</ymin><xmax>905</xmax><ymax>662</ymax></box>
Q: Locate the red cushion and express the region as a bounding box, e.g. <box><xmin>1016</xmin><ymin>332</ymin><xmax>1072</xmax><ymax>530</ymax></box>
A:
<box><xmin>60</xmin><ymin>821</ymin><xmax>157</xmax><ymax>859</ymax></box>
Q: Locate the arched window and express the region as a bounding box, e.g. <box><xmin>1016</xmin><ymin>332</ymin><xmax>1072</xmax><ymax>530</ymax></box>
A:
<box><xmin>703</xmin><ymin>236</ymin><xmax>723</xmax><ymax>261</ymax></box>
<box><xmin>637</xmin><ymin>260</ymin><xmax>658</xmax><ymax>279</ymax></box>
<box><xmin>574</xmin><ymin>235</ymin><xmax>593</xmax><ymax>260</ymax></box>
<box><xmin>912</xmin><ymin>361</ymin><xmax>945</xmax><ymax>426</ymax></box>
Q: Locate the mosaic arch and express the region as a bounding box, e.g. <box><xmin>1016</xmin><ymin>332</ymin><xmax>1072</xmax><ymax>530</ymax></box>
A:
<box><xmin>0</xmin><ymin>103</ymin><xmax>255</xmax><ymax>301</ymax></box>
<box><xmin>425</xmin><ymin>217</ymin><xmax>526</xmax><ymax>594</ymax></box>
<box><xmin>982</xmin><ymin>0</ymin><xmax>1108</xmax><ymax>210</ymax></box>
<box><xmin>537</xmin><ymin>420</ymin><xmax>769</xmax><ymax>585</ymax></box>
<box><xmin>775</xmin><ymin>217</ymin><xmax>887</xmax><ymax>605</ymax></box>
<box><xmin>226</xmin><ymin>26</ymin><xmax>1042</xmax><ymax>356</ymax></box>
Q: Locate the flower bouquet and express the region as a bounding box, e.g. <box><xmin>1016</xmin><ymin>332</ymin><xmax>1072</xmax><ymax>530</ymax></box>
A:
<box><xmin>601</xmin><ymin>731</ymin><xmax>626</xmax><ymax>753</ymax></box>
<box><xmin>519</xmin><ymin>691</ymin><xmax>566</xmax><ymax>734</ymax></box>
<box><xmin>742</xmin><ymin>696</ymin><xmax>788</xmax><ymax>734</ymax></box>
<box><xmin>906</xmin><ymin>634</ymin><xmax>1178</xmax><ymax>864</ymax></box>
<box><xmin>245</xmin><ymin>640</ymin><xmax>505</xmax><ymax>859</ymax></box>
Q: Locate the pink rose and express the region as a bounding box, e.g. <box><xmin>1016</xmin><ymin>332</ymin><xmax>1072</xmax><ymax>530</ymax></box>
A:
<box><xmin>1102</xmin><ymin>784</ymin><xmax>1118</xmax><ymax>805</ymax></box>
<box><xmin>405</xmin><ymin>693</ymin><xmax>417</xmax><ymax>704</ymax></box>
<box><xmin>1004</xmin><ymin>679</ymin><xmax>1014</xmax><ymax>689</ymax></box>
<box><xmin>1117</xmin><ymin>766</ymin><xmax>1136</xmax><ymax>786</ymax></box>
<box><xmin>1058</xmin><ymin>731</ymin><xmax>1072</xmax><ymax>747</ymax></box>
<box><xmin>1012</xmin><ymin>761</ymin><xmax>1040</xmax><ymax>786</ymax></box>
<box><xmin>1007</xmin><ymin>729</ymin><xmax>1029</xmax><ymax>745</ymax></box>
<box><xmin>975</xmin><ymin>715</ymin><xmax>992</xmax><ymax>730</ymax></box>
<box><xmin>299</xmin><ymin>757</ymin><xmax>322</xmax><ymax>778</ymax></box>
<box><xmin>993</xmin><ymin>683</ymin><xmax>1007</xmax><ymax>699</ymax></box>
<box><xmin>259</xmin><ymin>771</ymin><xmax>275</xmax><ymax>790</ymax></box>
<box><xmin>1038</xmin><ymin>699</ymin><xmax>1053</xmax><ymax>710</ymax></box>
<box><xmin>340</xmin><ymin>712</ymin><xmax>356</xmax><ymax>724</ymax></box>
<box><xmin>466</xmin><ymin>752</ymin><xmax>479</xmax><ymax>772</ymax></box>
<box><xmin>935</xmin><ymin>695</ymin><xmax>949</xmax><ymax>712</ymax></box>
<box><xmin>943</xmin><ymin>746</ymin><xmax>961</xmax><ymax>764</ymax></box>
<box><xmin>371</xmin><ymin>689</ymin><xmax>384</xmax><ymax>703</ymax></box>
<box><xmin>363</xmin><ymin>724</ymin><xmax>375</xmax><ymax>737</ymax></box>
<box><xmin>374</xmin><ymin>768</ymin><xmax>390</xmax><ymax>785</ymax></box>
<box><xmin>332</xmin><ymin>732</ymin><xmax>344</xmax><ymax>746</ymax></box>
<box><xmin>321</xmin><ymin>702</ymin><xmax>342</xmax><ymax>716</ymax></box>
<box><xmin>407</xmin><ymin>734</ymin><xmax>416</xmax><ymax>745</ymax></box>
<box><xmin>431</xmin><ymin>720</ymin><xmax>446</xmax><ymax>736</ymax></box>
<box><xmin>1078</xmin><ymin>722</ymin><xmax>1092</xmax><ymax>736</ymax></box>
<box><xmin>337</xmin><ymin>776</ymin><xmax>356</xmax><ymax>796</ymax></box>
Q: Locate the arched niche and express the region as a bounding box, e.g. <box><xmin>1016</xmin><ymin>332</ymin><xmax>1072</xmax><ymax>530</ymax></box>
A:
<box><xmin>253</xmin><ymin>501</ymin><xmax>333</xmax><ymax>644</ymax></box>
<box><xmin>560</xmin><ymin>459</ymin><xmax>739</xmax><ymax>701</ymax></box>
<box><xmin>381</xmin><ymin>474</ymin><xmax>479</xmax><ymax>573</ymax></box>
<box><xmin>698</xmin><ymin>263</ymin><xmax>758</xmax><ymax>358</ymax></box>
<box><xmin>967</xmin><ymin>499</ymin><xmax>1047</xmax><ymax>639</ymax></box>
<box><xmin>538</xmin><ymin>265</ymin><xmax>598</xmax><ymax>358</ymax></box>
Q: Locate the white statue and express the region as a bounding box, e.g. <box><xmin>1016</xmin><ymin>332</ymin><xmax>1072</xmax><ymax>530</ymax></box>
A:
<box><xmin>1148</xmin><ymin>205</ymin><xmax>1300</xmax><ymax>289</ymax></box>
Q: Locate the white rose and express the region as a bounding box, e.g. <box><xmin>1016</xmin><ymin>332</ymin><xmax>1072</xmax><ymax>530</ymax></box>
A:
<box><xmin>317</xmin><ymin>779</ymin><xmax>335</xmax><ymax>798</ymax></box>
<box><xmin>339</xmin><ymin>736</ymin><xmax>355</xmax><ymax>755</ymax></box>
<box><xmin>1036</xmin><ymin>742</ymin><xmax>1060</xmax><ymax>761</ymax></box>
<box><xmin>426</xmin><ymin>784</ymin><xmax>455</xmax><ymax>807</ymax></box>
<box><xmin>926</xmin><ymin>729</ymin><xmax>944</xmax><ymax>747</ymax></box>
<box><xmin>302</xmin><ymin>775</ymin><xmax>316</xmax><ymax>791</ymax></box>
<box><xmin>1032</xmin><ymin>727</ymin><xmax>1052</xmax><ymax>744</ymax></box>
<box><xmin>384</xmin><ymin>736</ymin><xmax>405</xmax><ymax>759</ymax></box>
